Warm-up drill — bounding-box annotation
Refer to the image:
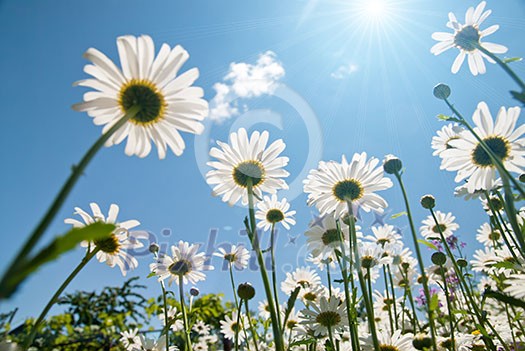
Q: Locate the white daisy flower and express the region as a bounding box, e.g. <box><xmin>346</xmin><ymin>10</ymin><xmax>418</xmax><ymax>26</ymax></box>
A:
<box><xmin>420</xmin><ymin>210</ymin><xmax>459</xmax><ymax>240</ymax></box>
<box><xmin>192</xmin><ymin>320</ymin><xmax>211</xmax><ymax>335</ymax></box>
<box><xmin>150</xmin><ymin>241</ymin><xmax>214</xmax><ymax>286</ymax></box>
<box><xmin>135</xmin><ymin>334</ymin><xmax>178</xmax><ymax>351</ymax></box>
<box><xmin>358</xmin><ymin>242</ymin><xmax>392</xmax><ymax>270</ymax></box>
<box><xmin>430</xmin><ymin>1</ymin><xmax>508</xmax><ymax>75</ymax></box>
<box><xmin>213</xmin><ymin>245</ymin><xmax>250</xmax><ymax>270</ymax></box>
<box><xmin>64</xmin><ymin>202</ymin><xmax>145</xmax><ymax>276</ymax></box>
<box><xmin>281</xmin><ymin>266</ymin><xmax>321</xmax><ymax>295</ymax></box>
<box><xmin>431</xmin><ymin>123</ymin><xmax>465</xmax><ymax>157</ymax></box>
<box><xmin>300</xmin><ymin>296</ymin><xmax>347</xmax><ymax>337</ymax></box>
<box><xmin>504</xmin><ymin>272</ymin><xmax>525</xmax><ymax>299</ymax></box>
<box><xmin>304</xmin><ymin>214</ymin><xmax>353</xmax><ymax>259</ymax></box>
<box><xmin>361</xmin><ymin>329</ymin><xmax>415</xmax><ymax>351</ymax></box>
<box><xmin>73</xmin><ymin>35</ymin><xmax>208</xmax><ymax>159</ymax></box>
<box><xmin>120</xmin><ymin>328</ymin><xmax>140</xmax><ymax>350</ymax></box>
<box><xmin>364</xmin><ymin>224</ymin><xmax>401</xmax><ymax>246</ymax></box>
<box><xmin>255</xmin><ymin>194</ymin><xmax>296</xmax><ymax>231</ymax></box>
<box><xmin>258</xmin><ymin>300</ymin><xmax>271</xmax><ymax>320</ymax></box>
<box><xmin>206</xmin><ymin>128</ymin><xmax>289</xmax><ymax>206</ymax></box>
<box><xmin>220</xmin><ymin>311</ymin><xmax>249</xmax><ymax>341</ymax></box>
<box><xmin>476</xmin><ymin>222</ymin><xmax>503</xmax><ymax>247</ymax></box>
<box><xmin>471</xmin><ymin>247</ymin><xmax>499</xmax><ymax>274</ymax></box>
<box><xmin>158</xmin><ymin>306</ymin><xmax>184</xmax><ymax>332</ymax></box>
<box><xmin>304</xmin><ymin>153</ymin><xmax>393</xmax><ymax>219</ymax></box>
<box><xmin>441</xmin><ymin>102</ymin><xmax>525</xmax><ymax>194</ymax></box>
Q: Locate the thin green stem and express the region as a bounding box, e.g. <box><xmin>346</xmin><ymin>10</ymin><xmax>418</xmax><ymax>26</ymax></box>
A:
<box><xmin>393</xmin><ymin>173</ymin><xmax>438</xmax><ymax>351</ymax></box>
<box><xmin>160</xmin><ymin>282</ymin><xmax>170</xmax><ymax>351</ymax></box>
<box><xmin>1</xmin><ymin>106</ymin><xmax>141</xmax><ymax>299</ymax></box>
<box><xmin>475</xmin><ymin>44</ymin><xmax>525</xmax><ymax>91</ymax></box>
<box><xmin>244</xmin><ymin>299</ymin><xmax>259</xmax><ymax>351</ymax></box>
<box><xmin>229</xmin><ymin>263</ymin><xmax>240</xmax><ymax>310</ymax></box>
<box><xmin>270</xmin><ymin>224</ymin><xmax>283</xmax><ymax>331</ymax></box>
<box><xmin>386</xmin><ymin>265</ymin><xmax>399</xmax><ymax>330</ymax></box>
<box><xmin>24</xmin><ymin>248</ymin><xmax>99</xmax><ymax>348</ymax></box>
<box><xmin>246</xmin><ymin>180</ymin><xmax>284</xmax><ymax>351</ymax></box>
<box><xmin>438</xmin><ymin>264</ymin><xmax>455</xmax><ymax>351</ymax></box>
<box><xmin>234</xmin><ymin>302</ymin><xmax>242</xmax><ymax>351</ymax></box>
<box><xmin>382</xmin><ymin>266</ymin><xmax>394</xmax><ymax>334</ymax></box>
<box><xmin>326</xmin><ymin>262</ymin><xmax>333</xmax><ymax>297</ymax></box>
<box><xmin>178</xmin><ymin>276</ymin><xmax>192</xmax><ymax>351</ymax></box>
<box><xmin>346</xmin><ymin>201</ymin><xmax>380</xmax><ymax>351</ymax></box>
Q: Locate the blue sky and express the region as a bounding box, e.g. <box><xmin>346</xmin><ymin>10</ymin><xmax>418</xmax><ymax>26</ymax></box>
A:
<box><xmin>1</xmin><ymin>0</ymin><xmax>524</xmax><ymax>326</ymax></box>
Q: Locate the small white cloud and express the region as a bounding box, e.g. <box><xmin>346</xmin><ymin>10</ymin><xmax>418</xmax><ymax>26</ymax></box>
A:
<box><xmin>209</xmin><ymin>51</ymin><xmax>285</xmax><ymax>122</ymax></box>
<box><xmin>331</xmin><ymin>63</ymin><xmax>359</xmax><ymax>80</ymax></box>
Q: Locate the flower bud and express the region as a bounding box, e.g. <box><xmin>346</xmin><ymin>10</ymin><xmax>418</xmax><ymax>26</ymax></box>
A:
<box><xmin>519</xmin><ymin>174</ymin><xmax>525</xmax><ymax>183</ymax></box>
<box><xmin>420</xmin><ymin>195</ymin><xmax>436</xmax><ymax>209</ymax></box>
<box><xmin>237</xmin><ymin>282</ymin><xmax>256</xmax><ymax>300</ymax></box>
<box><xmin>433</xmin><ymin>83</ymin><xmax>451</xmax><ymax>100</ymax></box>
<box><xmin>149</xmin><ymin>243</ymin><xmax>160</xmax><ymax>254</ymax></box>
<box><xmin>383</xmin><ymin>155</ymin><xmax>402</xmax><ymax>175</ymax></box>
<box><xmin>413</xmin><ymin>333</ymin><xmax>433</xmax><ymax>350</ymax></box>
<box><xmin>431</xmin><ymin>252</ymin><xmax>447</xmax><ymax>266</ymax></box>
<box><xmin>457</xmin><ymin>258</ymin><xmax>468</xmax><ymax>268</ymax></box>
<box><xmin>190</xmin><ymin>287</ymin><xmax>200</xmax><ymax>296</ymax></box>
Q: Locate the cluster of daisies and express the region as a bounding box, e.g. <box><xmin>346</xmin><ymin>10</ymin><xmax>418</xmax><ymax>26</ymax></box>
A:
<box><xmin>15</xmin><ymin>1</ymin><xmax>524</xmax><ymax>351</ymax></box>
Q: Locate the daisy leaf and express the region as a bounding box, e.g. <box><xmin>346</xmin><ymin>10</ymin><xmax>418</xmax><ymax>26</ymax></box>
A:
<box><xmin>503</xmin><ymin>57</ymin><xmax>522</xmax><ymax>64</ymax></box>
<box><xmin>0</xmin><ymin>222</ymin><xmax>115</xmax><ymax>299</ymax></box>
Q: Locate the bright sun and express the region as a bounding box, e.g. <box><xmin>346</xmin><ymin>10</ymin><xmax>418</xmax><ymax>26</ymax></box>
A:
<box><xmin>364</xmin><ymin>0</ymin><xmax>386</xmax><ymax>17</ymax></box>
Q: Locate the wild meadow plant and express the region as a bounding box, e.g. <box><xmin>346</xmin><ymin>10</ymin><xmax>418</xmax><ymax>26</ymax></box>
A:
<box><xmin>1</xmin><ymin>1</ymin><xmax>525</xmax><ymax>351</ymax></box>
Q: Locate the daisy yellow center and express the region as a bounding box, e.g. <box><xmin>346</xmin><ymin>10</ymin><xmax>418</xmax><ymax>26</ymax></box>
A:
<box><xmin>379</xmin><ymin>345</ymin><xmax>399</xmax><ymax>351</ymax></box>
<box><xmin>232</xmin><ymin>160</ymin><xmax>265</xmax><ymax>188</ymax></box>
<box><xmin>488</xmin><ymin>231</ymin><xmax>501</xmax><ymax>241</ymax></box>
<box><xmin>94</xmin><ymin>234</ymin><xmax>120</xmax><ymax>254</ymax></box>
<box><xmin>286</xmin><ymin>320</ymin><xmax>298</xmax><ymax>329</ymax></box>
<box><xmin>315</xmin><ymin>311</ymin><xmax>341</xmax><ymax>328</ymax></box>
<box><xmin>230</xmin><ymin>322</ymin><xmax>240</xmax><ymax>333</ymax></box>
<box><xmin>472</xmin><ymin>136</ymin><xmax>510</xmax><ymax>167</ymax></box>
<box><xmin>322</xmin><ymin>229</ymin><xmax>340</xmax><ymax>246</ymax></box>
<box><xmin>119</xmin><ymin>79</ymin><xmax>166</xmax><ymax>125</ymax></box>
<box><xmin>303</xmin><ymin>292</ymin><xmax>317</xmax><ymax>301</ymax></box>
<box><xmin>454</xmin><ymin>25</ymin><xmax>480</xmax><ymax>51</ymax></box>
<box><xmin>169</xmin><ymin>259</ymin><xmax>192</xmax><ymax>276</ymax></box>
<box><xmin>361</xmin><ymin>255</ymin><xmax>377</xmax><ymax>269</ymax></box>
<box><xmin>333</xmin><ymin>179</ymin><xmax>363</xmax><ymax>202</ymax></box>
<box><xmin>266</xmin><ymin>209</ymin><xmax>284</xmax><ymax>224</ymax></box>
<box><xmin>224</xmin><ymin>253</ymin><xmax>237</xmax><ymax>262</ymax></box>
<box><xmin>432</xmin><ymin>223</ymin><xmax>447</xmax><ymax>233</ymax></box>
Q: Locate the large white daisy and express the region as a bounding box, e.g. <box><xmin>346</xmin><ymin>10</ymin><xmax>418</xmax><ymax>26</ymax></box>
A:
<box><xmin>255</xmin><ymin>194</ymin><xmax>296</xmax><ymax>231</ymax></box>
<box><xmin>64</xmin><ymin>202</ymin><xmax>145</xmax><ymax>276</ymax></box>
<box><xmin>304</xmin><ymin>153</ymin><xmax>393</xmax><ymax>219</ymax></box>
<box><xmin>220</xmin><ymin>311</ymin><xmax>249</xmax><ymax>341</ymax></box>
<box><xmin>73</xmin><ymin>35</ymin><xmax>208</xmax><ymax>159</ymax></box>
<box><xmin>420</xmin><ymin>210</ymin><xmax>459</xmax><ymax>240</ymax></box>
<box><xmin>150</xmin><ymin>241</ymin><xmax>214</xmax><ymax>286</ymax></box>
<box><xmin>304</xmin><ymin>214</ymin><xmax>353</xmax><ymax>260</ymax></box>
<box><xmin>206</xmin><ymin>128</ymin><xmax>289</xmax><ymax>206</ymax></box>
<box><xmin>441</xmin><ymin>102</ymin><xmax>525</xmax><ymax>193</ymax></box>
<box><xmin>430</xmin><ymin>1</ymin><xmax>508</xmax><ymax>75</ymax></box>
<box><xmin>300</xmin><ymin>296</ymin><xmax>347</xmax><ymax>337</ymax></box>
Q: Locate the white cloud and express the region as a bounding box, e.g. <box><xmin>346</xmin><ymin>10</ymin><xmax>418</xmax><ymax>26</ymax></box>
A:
<box><xmin>209</xmin><ymin>51</ymin><xmax>285</xmax><ymax>122</ymax></box>
<box><xmin>331</xmin><ymin>63</ymin><xmax>359</xmax><ymax>80</ymax></box>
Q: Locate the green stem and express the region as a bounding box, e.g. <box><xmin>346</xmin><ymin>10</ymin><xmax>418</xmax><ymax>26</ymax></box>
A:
<box><xmin>382</xmin><ymin>266</ymin><xmax>394</xmax><ymax>333</ymax></box>
<box><xmin>160</xmin><ymin>282</ymin><xmax>170</xmax><ymax>351</ymax></box>
<box><xmin>386</xmin><ymin>265</ymin><xmax>399</xmax><ymax>330</ymax></box>
<box><xmin>393</xmin><ymin>173</ymin><xmax>438</xmax><ymax>351</ymax></box>
<box><xmin>438</xmin><ymin>264</ymin><xmax>455</xmax><ymax>351</ymax></box>
<box><xmin>346</xmin><ymin>202</ymin><xmax>380</xmax><ymax>351</ymax></box>
<box><xmin>270</xmin><ymin>224</ymin><xmax>283</xmax><ymax>331</ymax></box>
<box><xmin>229</xmin><ymin>263</ymin><xmax>240</xmax><ymax>310</ymax></box>
<box><xmin>429</xmin><ymin>209</ymin><xmax>507</xmax><ymax>351</ymax></box>
<box><xmin>1</xmin><ymin>105</ymin><xmax>141</xmax><ymax>298</ymax></box>
<box><xmin>246</xmin><ymin>180</ymin><xmax>284</xmax><ymax>351</ymax></box>
<box><xmin>326</xmin><ymin>262</ymin><xmax>333</xmax><ymax>297</ymax></box>
<box><xmin>476</xmin><ymin>44</ymin><xmax>525</xmax><ymax>91</ymax></box>
<box><xmin>24</xmin><ymin>248</ymin><xmax>99</xmax><ymax>348</ymax></box>
<box><xmin>244</xmin><ymin>299</ymin><xmax>260</xmax><ymax>351</ymax></box>
<box><xmin>178</xmin><ymin>276</ymin><xmax>192</xmax><ymax>351</ymax></box>
<box><xmin>234</xmin><ymin>302</ymin><xmax>242</xmax><ymax>351</ymax></box>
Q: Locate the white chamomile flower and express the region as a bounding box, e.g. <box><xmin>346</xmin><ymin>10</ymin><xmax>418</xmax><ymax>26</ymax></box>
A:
<box><xmin>300</xmin><ymin>296</ymin><xmax>347</xmax><ymax>337</ymax></box>
<box><xmin>365</xmin><ymin>224</ymin><xmax>401</xmax><ymax>247</ymax></box>
<box><xmin>420</xmin><ymin>211</ymin><xmax>459</xmax><ymax>240</ymax></box>
<box><xmin>220</xmin><ymin>311</ymin><xmax>249</xmax><ymax>341</ymax></box>
<box><xmin>441</xmin><ymin>102</ymin><xmax>525</xmax><ymax>194</ymax></box>
<box><xmin>431</xmin><ymin>123</ymin><xmax>465</xmax><ymax>157</ymax></box>
<box><xmin>120</xmin><ymin>328</ymin><xmax>140</xmax><ymax>350</ymax></box>
<box><xmin>304</xmin><ymin>153</ymin><xmax>393</xmax><ymax>219</ymax></box>
<box><xmin>150</xmin><ymin>241</ymin><xmax>214</xmax><ymax>286</ymax></box>
<box><xmin>206</xmin><ymin>128</ymin><xmax>289</xmax><ymax>206</ymax></box>
<box><xmin>158</xmin><ymin>306</ymin><xmax>184</xmax><ymax>332</ymax></box>
<box><xmin>213</xmin><ymin>245</ymin><xmax>250</xmax><ymax>270</ymax></box>
<box><xmin>135</xmin><ymin>335</ymin><xmax>178</xmax><ymax>351</ymax></box>
<box><xmin>304</xmin><ymin>214</ymin><xmax>354</xmax><ymax>260</ymax></box>
<box><xmin>504</xmin><ymin>272</ymin><xmax>525</xmax><ymax>299</ymax></box>
<box><xmin>361</xmin><ymin>329</ymin><xmax>415</xmax><ymax>351</ymax></box>
<box><xmin>256</xmin><ymin>194</ymin><xmax>296</xmax><ymax>231</ymax></box>
<box><xmin>73</xmin><ymin>35</ymin><xmax>208</xmax><ymax>159</ymax></box>
<box><xmin>281</xmin><ymin>266</ymin><xmax>321</xmax><ymax>295</ymax></box>
<box><xmin>431</xmin><ymin>1</ymin><xmax>507</xmax><ymax>75</ymax></box>
<box><xmin>192</xmin><ymin>320</ymin><xmax>211</xmax><ymax>335</ymax></box>
<box><xmin>65</xmin><ymin>202</ymin><xmax>145</xmax><ymax>276</ymax></box>
<box><xmin>476</xmin><ymin>222</ymin><xmax>503</xmax><ymax>247</ymax></box>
